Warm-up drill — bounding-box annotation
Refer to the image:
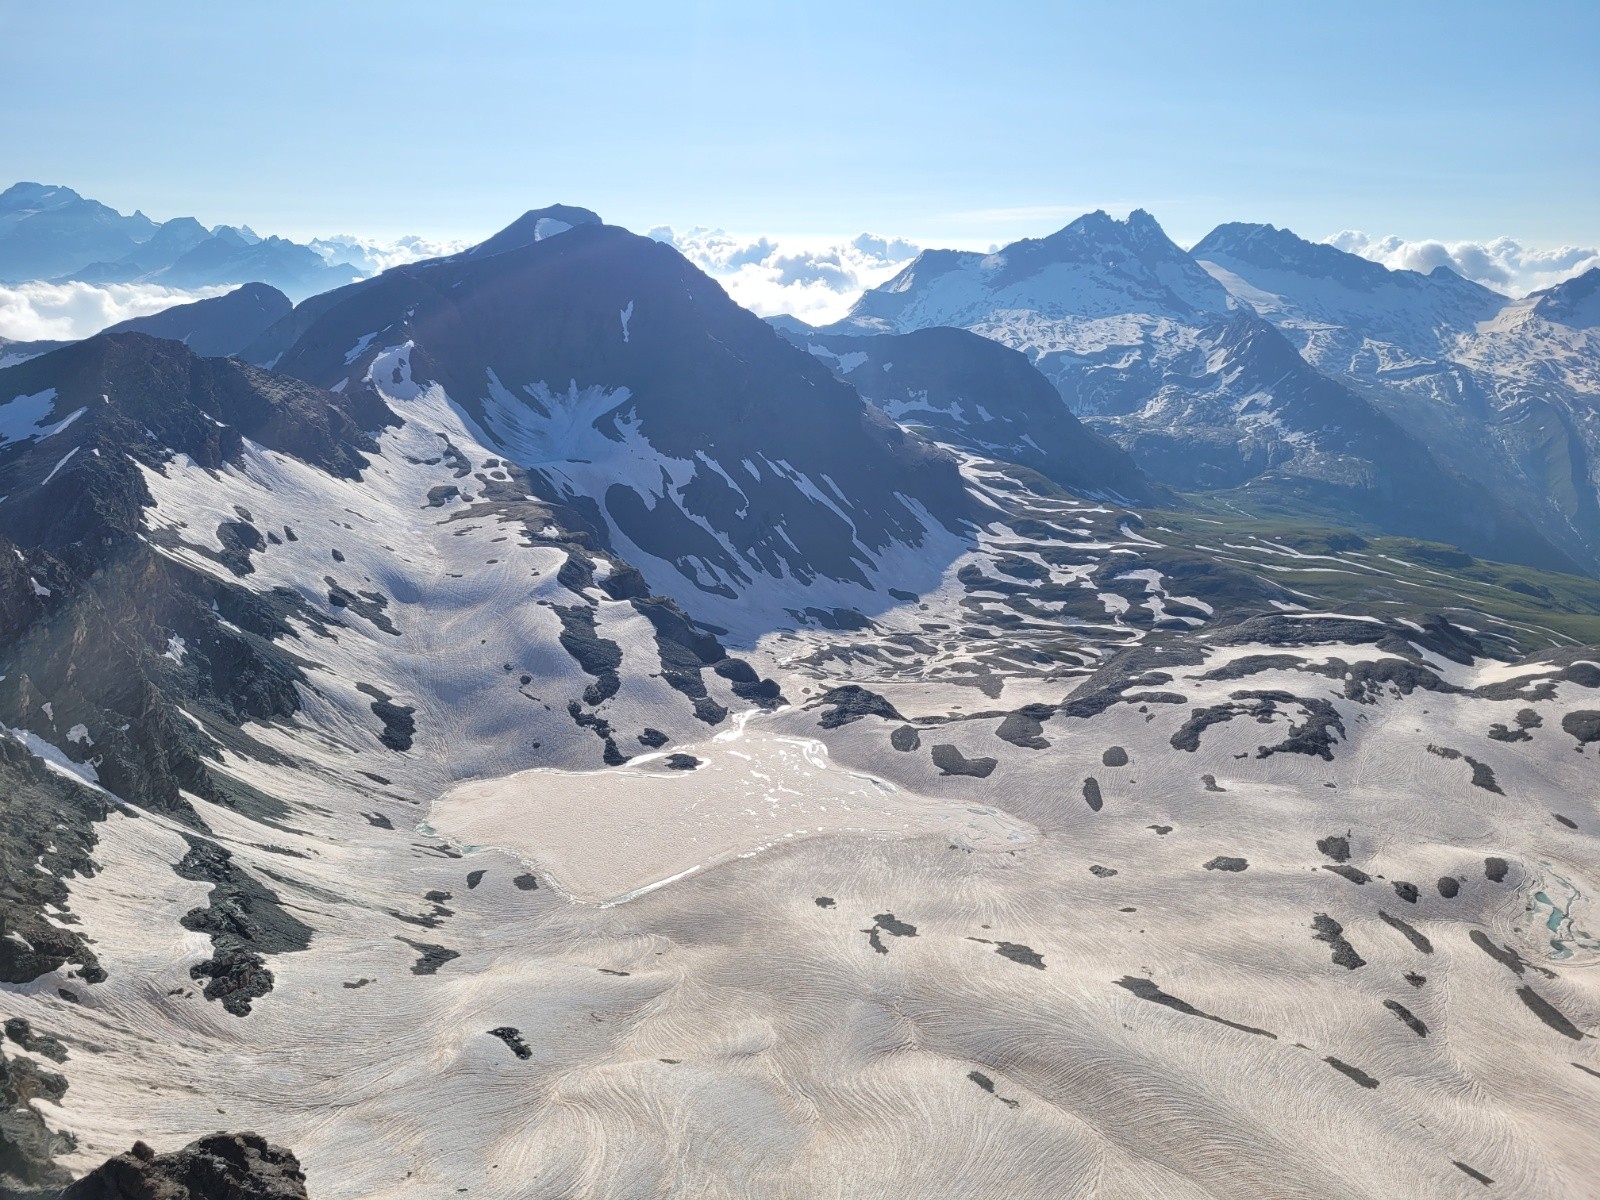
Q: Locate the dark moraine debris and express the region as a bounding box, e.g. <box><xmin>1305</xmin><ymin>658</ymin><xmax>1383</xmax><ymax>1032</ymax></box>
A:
<box><xmin>968</xmin><ymin>937</ymin><xmax>1045</xmax><ymax>969</ymax></box>
<box><xmin>325</xmin><ymin>579</ymin><xmax>401</xmax><ymax>635</ymax></box>
<box><xmin>1115</xmin><ymin>976</ymin><xmax>1277</xmax><ymax>1038</ymax></box>
<box><xmin>363</xmin><ymin>811</ymin><xmax>393</xmax><ymax>829</ymax></box>
<box><xmin>1485</xmin><ymin>857</ymin><xmax>1510</xmax><ymax>883</ymax></box>
<box><xmin>355</xmin><ymin>682</ymin><xmax>416</xmax><ymax>752</ymax></box>
<box><xmin>638</xmin><ymin>728</ymin><xmax>669</xmax><ymax>748</ymax></box>
<box><xmin>399</xmin><ymin>938</ymin><xmax>459</xmax><ymax>975</ymax></box>
<box><xmin>814</xmin><ymin>685</ymin><xmax>903</xmax><ymax>729</ymax></box>
<box><xmin>995</xmin><ymin>707</ymin><xmax>1051</xmax><ymax>750</ymax></box>
<box><xmin>176</xmin><ymin>836</ymin><xmax>313</xmax><ymax>1017</ymax></box>
<box><xmin>1453</xmin><ymin>1161</ymin><xmax>1494</xmax><ymax>1187</ymax></box>
<box><xmin>1384</xmin><ymin>999</ymin><xmax>1429</xmax><ymax>1037</ymax></box>
<box><xmin>1324</xmin><ymin>864</ymin><xmax>1371</xmax><ymax>885</ymax></box>
<box><xmin>966</xmin><ymin>1070</ymin><xmax>1020</xmax><ymax>1108</ymax></box>
<box><xmin>1082</xmin><ymin>776</ymin><xmax>1104</xmax><ymax>812</ymax></box>
<box><xmin>863</xmin><ymin>912</ymin><xmax>918</xmax><ymax>954</ymax></box>
<box><xmin>1561</xmin><ymin>710</ymin><xmax>1600</xmax><ymax>747</ymax></box>
<box><xmin>1148</xmin><ymin>824</ymin><xmax>1173</xmax><ymax>836</ymax></box>
<box><xmin>215</xmin><ymin>518</ymin><xmax>265</xmax><ymax>575</ymax></box>
<box><xmin>467</xmin><ymin>870</ymin><xmax>486</xmax><ymax>889</ymax></box>
<box><xmin>1204</xmin><ymin>856</ymin><xmax>1248</xmax><ymax>872</ymax></box>
<box><xmin>1517</xmin><ymin>986</ymin><xmax>1585</xmax><ymax>1040</ymax></box>
<box><xmin>1101</xmin><ymin>745</ymin><xmax>1129</xmax><ymax>767</ymax></box>
<box><xmin>4</xmin><ymin>1017</ymin><xmax>67</xmax><ymax>1062</ymax></box>
<box><xmin>512</xmin><ymin>873</ymin><xmax>538</xmax><ymax>891</ymax></box>
<box><xmin>1317</xmin><ymin>835</ymin><xmax>1351</xmax><ymax>863</ymax></box>
<box><xmin>1572</xmin><ymin>1062</ymin><xmax>1600</xmax><ymax>1080</ymax></box>
<box><xmin>1392</xmin><ymin>880</ymin><xmax>1419</xmax><ymax>904</ymax></box>
<box><xmin>930</xmin><ymin>744</ymin><xmax>998</xmax><ymax>778</ymax></box>
<box><xmin>890</xmin><ymin>724</ymin><xmax>920</xmax><ymax>752</ymax></box>
<box><xmin>1438</xmin><ymin>876</ymin><xmax>1460</xmax><ymax>899</ymax></box>
<box><xmin>1426</xmin><ymin>743</ymin><xmax>1503</xmax><ymax>792</ymax></box>
<box><xmin>1089</xmin><ymin>864</ymin><xmax>1118</xmax><ymax>878</ymax></box>
<box><xmin>1324</xmin><ymin>1057</ymin><xmax>1379</xmax><ymax>1088</ymax></box>
<box><xmin>553</xmin><ymin>603</ymin><xmax>623</xmax><ymax>706</ymax></box>
<box><xmin>1378</xmin><ymin>911</ymin><xmax>1434</xmax><ymax>954</ymax></box>
<box><xmin>1201</xmin><ymin>773</ymin><xmax>1225</xmax><ymax>792</ymax></box>
<box><xmin>1554</xmin><ymin>813</ymin><xmax>1578</xmax><ymax>829</ymax></box>
<box><xmin>58</xmin><ymin>1132</ymin><xmax>310</xmax><ymax>1200</ymax></box>
<box><xmin>663</xmin><ymin>753</ymin><xmax>700</xmax><ymax>770</ymax></box>
<box><xmin>342</xmin><ymin>978</ymin><xmax>371</xmax><ymax>989</ymax></box>
<box><xmin>487</xmin><ymin>1027</ymin><xmax>533</xmax><ymax>1060</ymax></box>
<box><xmin>1312</xmin><ymin>914</ymin><xmax>1365</xmax><ymax>969</ymax></box>
<box><xmin>1469</xmin><ymin>930</ymin><xmax>1551</xmax><ymax>979</ymax></box>
<box><xmin>1405</xmin><ymin>972</ymin><xmax>1427</xmax><ymax>988</ymax></box>
<box><xmin>1488</xmin><ymin>706</ymin><xmax>1540</xmax><ymax>742</ymax></box>
<box><xmin>815</xmin><ymin>897</ymin><xmax>835</xmax><ymax>908</ymax></box>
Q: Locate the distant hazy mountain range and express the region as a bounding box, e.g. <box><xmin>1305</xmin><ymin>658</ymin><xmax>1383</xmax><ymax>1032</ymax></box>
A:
<box><xmin>0</xmin><ymin>182</ymin><xmax>360</xmax><ymax>300</ymax></box>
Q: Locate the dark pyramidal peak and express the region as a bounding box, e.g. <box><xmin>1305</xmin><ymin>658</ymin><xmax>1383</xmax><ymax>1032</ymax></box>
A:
<box><xmin>97</xmin><ymin>282</ymin><xmax>293</xmax><ymax>358</ymax></box>
<box><xmin>250</xmin><ymin>207</ymin><xmax>972</xmax><ymax>617</ymax></box>
<box><xmin>454</xmin><ymin>203</ymin><xmax>603</xmax><ymax>259</ymax></box>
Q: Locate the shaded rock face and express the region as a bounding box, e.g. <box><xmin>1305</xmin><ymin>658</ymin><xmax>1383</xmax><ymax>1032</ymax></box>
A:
<box><xmin>1</xmin><ymin>1041</ymin><xmax>76</xmax><ymax>1195</ymax></box>
<box><xmin>251</xmin><ymin>217</ymin><xmax>973</xmax><ymax>606</ymax></box>
<box><xmin>0</xmin><ymin>333</ymin><xmax>385</xmax><ymax>1012</ymax></box>
<box><xmin>778</xmin><ymin>324</ymin><xmax>1161</xmax><ymax>502</ymax></box>
<box><xmin>98</xmin><ymin>284</ymin><xmax>294</xmax><ymax>359</ymax></box>
<box><xmin>58</xmin><ymin>1132</ymin><xmax>308</xmax><ymax>1199</ymax></box>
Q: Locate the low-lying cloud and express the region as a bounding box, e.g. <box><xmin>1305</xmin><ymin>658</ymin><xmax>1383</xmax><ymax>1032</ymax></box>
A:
<box><xmin>1326</xmin><ymin>231</ymin><xmax>1600</xmax><ymax>296</ymax></box>
<box><xmin>310</xmin><ymin>234</ymin><xmax>469</xmax><ymax>275</ymax></box>
<box><xmin>0</xmin><ymin>280</ymin><xmax>233</xmax><ymax>342</ymax></box>
<box><xmin>648</xmin><ymin>228</ymin><xmax>920</xmax><ymax>325</ymax></box>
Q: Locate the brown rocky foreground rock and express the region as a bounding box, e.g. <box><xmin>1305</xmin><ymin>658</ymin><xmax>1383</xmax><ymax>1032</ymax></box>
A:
<box><xmin>57</xmin><ymin>1132</ymin><xmax>307</xmax><ymax>1200</ymax></box>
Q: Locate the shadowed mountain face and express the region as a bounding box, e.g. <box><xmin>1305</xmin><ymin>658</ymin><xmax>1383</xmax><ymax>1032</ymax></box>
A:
<box><xmin>248</xmin><ymin>209</ymin><xmax>974</xmax><ymax>616</ymax></box>
<box><xmin>773</xmin><ymin>321</ymin><xmax>1164</xmax><ymax>503</ymax></box>
<box><xmin>96</xmin><ymin>283</ymin><xmax>293</xmax><ymax>358</ymax></box>
<box><xmin>1191</xmin><ymin>226</ymin><xmax>1600</xmax><ymax>574</ymax></box>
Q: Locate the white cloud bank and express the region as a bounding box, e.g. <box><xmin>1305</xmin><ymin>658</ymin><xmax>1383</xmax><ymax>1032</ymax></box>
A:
<box><xmin>0</xmin><ymin>280</ymin><xmax>233</xmax><ymax>341</ymax></box>
<box><xmin>648</xmin><ymin>228</ymin><xmax>921</xmax><ymax>325</ymax></box>
<box><xmin>1326</xmin><ymin>231</ymin><xmax>1600</xmax><ymax>297</ymax></box>
<box><xmin>309</xmin><ymin>234</ymin><xmax>469</xmax><ymax>275</ymax></box>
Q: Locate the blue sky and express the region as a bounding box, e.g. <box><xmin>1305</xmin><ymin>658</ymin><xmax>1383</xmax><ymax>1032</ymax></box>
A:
<box><xmin>2</xmin><ymin>0</ymin><xmax>1596</xmax><ymax>249</ymax></box>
